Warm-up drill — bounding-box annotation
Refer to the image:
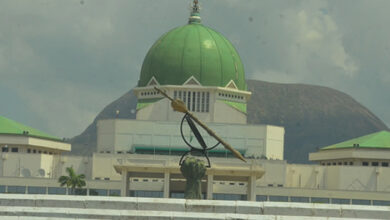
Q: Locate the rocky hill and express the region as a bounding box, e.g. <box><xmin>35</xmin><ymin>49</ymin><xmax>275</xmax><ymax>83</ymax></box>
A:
<box><xmin>69</xmin><ymin>79</ymin><xmax>388</xmax><ymax>163</ymax></box>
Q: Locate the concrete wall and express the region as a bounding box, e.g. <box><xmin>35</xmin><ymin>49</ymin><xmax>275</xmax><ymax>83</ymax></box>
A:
<box><xmin>285</xmin><ymin>163</ymin><xmax>390</xmax><ymax>192</ymax></box>
<box><xmin>0</xmin><ymin>194</ymin><xmax>389</xmax><ymax>219</ymax></box>
<box><xmin>97</xmin><ymin>119</ymin><xmax>284</xmax><ymax>160</ymax></box>
<box><xmin>213</xmin><ymin>100</ymin><xmax>246</xmax><ymax>124</ymax></box>
<box><xmin>0</xmin><ymin>153</ymin><xmax>55</xmax><ymax>178</ymax></box>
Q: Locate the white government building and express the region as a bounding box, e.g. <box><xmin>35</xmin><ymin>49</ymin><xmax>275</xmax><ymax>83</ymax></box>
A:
<box><xmin>1</xmin><ymin>1</ymin><xmax>390</xmax><ymax>213</ymax></box>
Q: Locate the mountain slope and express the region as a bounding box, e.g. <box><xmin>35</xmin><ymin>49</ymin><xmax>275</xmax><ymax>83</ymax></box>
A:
<box><xmin>69</xmin><ymin>80</ymin><xmax>388</xmax><ymax>163</ymax></box>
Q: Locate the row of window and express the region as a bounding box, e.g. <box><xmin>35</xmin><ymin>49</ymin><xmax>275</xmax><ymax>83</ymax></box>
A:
<box><xmin>256</xmin><ymin>195</ymin><xmax>390</xmax><ymax>206</ymax></box>
<box><xmin>218</xmin><ymin>93</ymin><xmax>244</xmax><ymax>100</ymax></box>
<box><xmin>362</xmin><ymin>161</ymin><xmax>389</xmax><ymax>167</ymax></box>
<box><xmin>321</xmin><ymin>161</ymin><xmax>389</xmax><ymax>167</ymax></box>
<box><xmin>128</xmin><ymin>178</ymin><xmax>247</xmax><ymax>186</ymax></box>
<box><xmin>27</xmin><ymin>148</ymin><xmax>54</xmax><ymax>155</ymax></box>
<box><xmin>125</xmin><ymin>191</ymin><xmax>390</xmax><ymax>206</ymax></box>
<box><xmin>322</xmin><ymin>161</ymin><xmax>354</xmax><ymax>166</ymax></box>
<box><xmin>1</xmin><ymin>146</ymin><xmax>54</xmax><ymax>155</ymax></box>
<box><xmin>2</xmin><ymin>147</ymin><xmax>18</xmax><ymax>153</ymax></box>
<box><xmin>140</xmin><ymin>90</ymin><xmax>160</xmax><ymax>96</ymax></box>
<box><xmin>173</xmin><ymin>91</ymin><xmax>210</xmax><ymax>112</ymax></box>
<box><xmin>128</xmin><ymin>191</ymin><xmax>247</xmax><ymax>201</ymax></box>
<box><xmin>93</xmin><ymin>177</ymin><xmax>111</xmax><ymax>180</ymax></box>
<box><xmin>0</xmin><ymin>185</ymin><xmax>120</xmax><ymax>196</ymax></box>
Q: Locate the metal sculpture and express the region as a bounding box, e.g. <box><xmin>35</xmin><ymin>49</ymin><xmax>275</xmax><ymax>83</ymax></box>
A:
<box><xmin>154</xmin><ymin>87</ymin><xmax>246</xmax><ymax>167</ymax></box>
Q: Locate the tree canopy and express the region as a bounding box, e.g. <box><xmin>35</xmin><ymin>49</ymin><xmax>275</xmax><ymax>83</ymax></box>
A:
<box><xmin>58</xmin><ymin>167</ymin><xmax>86</xmax><ymax>195</ymax></box>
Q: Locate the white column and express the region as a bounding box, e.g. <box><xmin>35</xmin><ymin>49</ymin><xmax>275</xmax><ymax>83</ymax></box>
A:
<box><xmin>247</xmin><ymin>175</ymin><xmax>256</xmax><ymax>201</ymax></box>
<box><xmin>163</xmin><ymin>171</ymin><xmax>170</xmax><ymax>198</ymax></box>
<box><xmin>207</xmin><ymin>174</ymin><xmax>214</xmax><ymax>200</ymax></box>
<box><xmin>121</xmin><ymin>169</ymin><xmax>129</xmax><ymax>197</ymax></box>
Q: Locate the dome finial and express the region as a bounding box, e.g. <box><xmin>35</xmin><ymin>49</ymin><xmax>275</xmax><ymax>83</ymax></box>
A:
<box><xmin>189</xmin><ymin>0</ymin><xmax>201</xmax><ymax>24</ymax></box>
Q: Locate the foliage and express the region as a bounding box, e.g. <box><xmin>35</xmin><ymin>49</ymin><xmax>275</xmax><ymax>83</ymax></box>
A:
<box><xmin>58</xmin><ymin>167</ymin><xmax>86</xmax><ymax>195</ymax></box>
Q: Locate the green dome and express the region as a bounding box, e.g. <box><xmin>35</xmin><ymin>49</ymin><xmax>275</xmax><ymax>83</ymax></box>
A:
<box><xmin>138</xmin><ymin>23</ymin><xmax>247</xmax><ymax>90</ymax></box>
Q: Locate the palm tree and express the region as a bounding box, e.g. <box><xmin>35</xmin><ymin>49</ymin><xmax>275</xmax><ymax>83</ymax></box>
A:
<box><xmin>58</xmin><ymin>167</ymin><xmax>86</xmax><ymax>195</ymax></box>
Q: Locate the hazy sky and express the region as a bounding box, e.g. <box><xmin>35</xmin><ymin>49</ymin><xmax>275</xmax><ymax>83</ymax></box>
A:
<box><xmin>1</xmin><ymin>0</ymin><xmax>389</xmax><ymax>138</ymax></box>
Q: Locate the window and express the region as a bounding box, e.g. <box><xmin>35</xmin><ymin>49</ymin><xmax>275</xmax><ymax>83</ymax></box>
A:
<box><xmin>331</xmin><ymin>198</ymin><xmax>350</xmax><ymax>204</ymax></box>
<box><xmin>201</xmin><ymin>92</ymin><xmax>205</xmax><ymax>112</ymax></box>
<box><xmin>11</xmin><ymin>147</ymin><xmax>18</xmax><ymax>153</ymax></box>
<box><xmin>0</xmin><ymin>185</ymin><xmax>6</xmax><ymax>193</ymax></box>
<box><xmin>196</xmin><ymin>91</ymin><xmax>200</xmax><ymax>112</ymax></box>
<box><xmin>332</xmin><ymin>162</ymin><xmax>336</xmax><ymax>165</ymax></box>
<box><xmin>206</xmin><ymin>92</ymin><xmax>210</xmax><ymax>112</ymax></box>
<box><xmin>33</xmin><ymin>149</ymin><xmax>36</xmax><ymax>153</ymax></box>
<box><xmin>89</xmin><ymin>189</ymin><xmax>107</xmax><ymax>196</ymax></box>
<box><xmin>74</xmin><ymin>188</ymin><xmax>87</xmax><ymax>195</ymax></box>
<box><xmin>349</xmin><ymin>162</ymin><xmax>353</xmax><ymax>165</ymax></box>
<box><xmin>213</xmin><ymin>193</ymin><xmax>246</xmax><ymax>201</ymax></box>
<box><xmin>131</xmin><ymin>190</ymin><xmax>163</xmax><ymax>198</ymax></box>
<box><xmin>38</xmin><ymin>150</ymin><xmax>42</xmax><ymax>153</ymax></box>
<box><xmin>171</xmin><ymin>192</ymin><xmax>185</xmax><ymax>198</ymax></box>
<box><xmin>327</xmin><ymin>163</ymin><xmax>331</xmax><ymax>166</ymax></box>
<box><xmin>27</xmin><ymin>149</ymin><xmax>31</xmax><ymax>153</ymax></box>
<box><xmin>311</xmin><ymin>197</ymin><xmax>330</xmax><ymax>204</ymax></box>
<box><xmin>2</xmin><ymin>147</ymin><xmax>8</xmax><ymax>152</ymax></box>
<box><xmin>269</xmin><ymin>196</ymin><xmax>288</xmax><ymax>202</ymax></box>
<box><xmin>362</xmin><ymin>162</ymin><xmax>369</xmax><ymax>166</ymax></box>
<box><xmin>291</xmin><ymin>196</ymin><xmax>309</xmax><ymax>203</ymax></box>
<box><xmin>178</xmin><ymin>91</ymin><xmax>181</xmax><ymax>100</ymax></box>
<box><xmin>373</xmin><ymin>200</ymin><xmax>390</xmax><ymax>206</ymax></box>
<box><xmin>338</xmin><ymin>162</ymin><xmax>342</xmax><ymax>165</ymax></box>
<box><xmin>174</xmin><ymin>91</ymin><xmax>177</xmax><ymax>99</ymax></box>
<box><xmin>192</xmin><ymin>91</ymin><xmax>196</xmax><ymax>111</ymax></box>
<box><xmin>7</xmin><ymin>186</ymin><xmax>26</xmax><ymax>194</ymax></box>
<box><xmin>186</xmin><ymin>91</ymin><xmax>191</xmax><ymax>109</ymax></box>
<box><xmin>372</xmin><ymin>162</ymin><xmax>379</xmax><ymax>166</ymax></box>
<box><xmin>382</xmin><ymin>162</ymin><xmax>389</xmax><ymax>167</ymax></box>
<box><xmin>28</xmin><ymin>186</ymin><xmax>46</xmax><ymax>194</ymax></box>
<box><xmin>109</xmin><ymin>189</ymin><xmax>120</xmax><ymax>196</ymax></box>
<box><xmin>104</xmin><ymin>177</ymin><xmax>110</xmax><ymax>180</ymax></box>
<box><xmin>343</xmin><ymin>162</ymin><xmax>348</xmax><ymax>165</ymax></box>
<box><xmin>183</xmin><ymin>91</ymin><xmax>186</xmax><ymax>106</ymax></box>
<box><xmin>256</xmin><ymin>195</ymin><xmax>267</xmax><ymax>201</ymax></box>
<box><xmin>352</xmin><ymin>199</ymin><xmax>370</xmax><ymax>205</ymax></box>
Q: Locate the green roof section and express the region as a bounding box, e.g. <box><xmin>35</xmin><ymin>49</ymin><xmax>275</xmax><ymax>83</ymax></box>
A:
<box><xmin>221</xmin><ymin>100</ymin><xmax>247</xmax><ymax>114</ymax></box>
<box><xmin>321</xmin><ymin>130</ymin><xmax>390</xmax><ymax>150</ymax></box>
<box><xmin>138</xmin><ymin>23</ymin><xmax>247</xmax><ymax>91</ymax></box>
<box><xmin>0</xmin><ymin>115</ymin><xmax>61</xmax><ymax>141</ymax></box>
<box><xmin>136</xmin><ymin>98</ymin><xmax>163</xmax><ymax>110</ymax></box>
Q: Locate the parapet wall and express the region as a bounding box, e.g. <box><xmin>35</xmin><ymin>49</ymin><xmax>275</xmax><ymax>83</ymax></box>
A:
<box><xmin>0</xmin><ymin>194</ymin><xmax>389</xmax><ymax>219</ymax></box>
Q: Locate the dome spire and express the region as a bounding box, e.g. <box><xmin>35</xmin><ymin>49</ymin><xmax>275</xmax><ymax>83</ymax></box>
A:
<box><xmin>189</xmin><ymin>0</ymin><xmax>201</xmax><ymax>24</ymax></box>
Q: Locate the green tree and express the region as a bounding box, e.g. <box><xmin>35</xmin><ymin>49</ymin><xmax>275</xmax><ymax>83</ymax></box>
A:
<box><xmin>58</xmin><ymin>167</ymin><xmax>86</xmax><ymax>195</ymax></box>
